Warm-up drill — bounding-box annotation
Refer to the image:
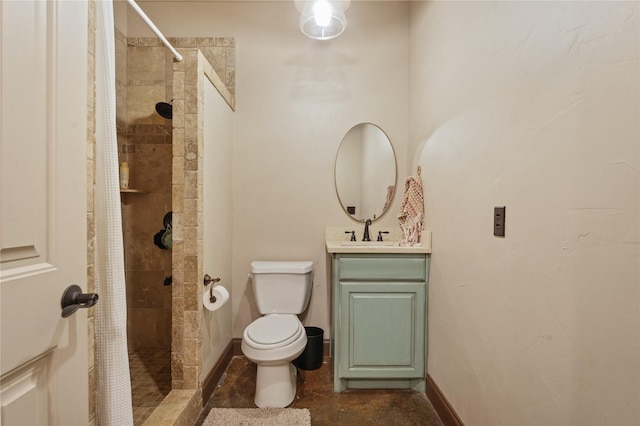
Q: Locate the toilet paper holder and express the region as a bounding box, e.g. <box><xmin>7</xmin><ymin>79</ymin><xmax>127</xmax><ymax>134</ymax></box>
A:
<box><xmin>203</xmin><ymin>274</ymin><xmax>221</xmax><ymax>303</ymax></box>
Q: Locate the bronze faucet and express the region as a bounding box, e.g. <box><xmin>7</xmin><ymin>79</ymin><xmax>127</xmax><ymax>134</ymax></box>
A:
<box><xmin>362</xmin><ymin>219</ymin><xmax>372</xmax><ymax>241</ymax></box>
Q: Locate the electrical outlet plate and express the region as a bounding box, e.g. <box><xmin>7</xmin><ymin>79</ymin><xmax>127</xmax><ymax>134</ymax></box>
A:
<box><xmin>494</xmin><ymin>206</ymin><xmax>506</xmax><ymax>237</ymax></box>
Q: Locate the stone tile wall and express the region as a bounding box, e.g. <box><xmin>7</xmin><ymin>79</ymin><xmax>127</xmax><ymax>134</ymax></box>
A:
<box><xmin>119</xmin><ymin>36</ymin><xmax>235</xmax><ymax>351</ymax></box>
<box><xmin>87</xmin><ymin>2</ymin><xmax>96</xmax><ymax>424</ymax></box>
<box><xmin>170</xmin><ymin>37</ymin><xmax>236</xmax><ymax>99</ymax></box>
<box><xmin>120</xmin><ymin>36</ymin><xmax>173</xmax><ymax>349</ymax></box>
<box><xmin>169</xmin><ymin>47</ymin><xmax>233</xmax><ymax>425</ymax></box>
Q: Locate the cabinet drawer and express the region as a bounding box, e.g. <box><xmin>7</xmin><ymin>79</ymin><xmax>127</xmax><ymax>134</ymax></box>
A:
<box><xmin>338</xmin><ymin>254</ymin><xmax>426</xmax><ymax>281</ymax></box>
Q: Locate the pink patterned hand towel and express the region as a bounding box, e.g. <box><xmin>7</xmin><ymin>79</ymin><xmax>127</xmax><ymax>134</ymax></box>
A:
<box><xmin>398</xmin><ymin>167</ymin><xmax>424</xmax><ymax>246</ymax></box>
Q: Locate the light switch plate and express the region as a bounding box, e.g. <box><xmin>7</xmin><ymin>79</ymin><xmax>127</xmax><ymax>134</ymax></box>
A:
<box><xmin>494</xmin><ymin>206</ymin><xmax>506</xmax><ymax>237</ymax></box>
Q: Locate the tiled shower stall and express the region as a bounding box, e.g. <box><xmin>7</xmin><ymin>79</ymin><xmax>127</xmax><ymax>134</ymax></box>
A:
<box><xmin>114</xmin><ymin>29</ymin><xmax>235</xmax><ymax>423</ymax></box>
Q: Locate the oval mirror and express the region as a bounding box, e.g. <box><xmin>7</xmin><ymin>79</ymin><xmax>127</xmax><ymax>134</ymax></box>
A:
<box><xmin>334</xmin><ymin>123</ymin><xmax>397</xmax><ymax>222</ymax></box>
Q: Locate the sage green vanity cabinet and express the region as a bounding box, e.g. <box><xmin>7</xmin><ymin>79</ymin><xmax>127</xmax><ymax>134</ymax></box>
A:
<box><xmin>331</xmin><ymin>253</ymin><xmax>429</xmax><ymax>393</ymax></box>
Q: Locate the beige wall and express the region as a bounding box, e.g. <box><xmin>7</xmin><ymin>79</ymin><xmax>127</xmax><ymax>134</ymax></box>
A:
<box><xmin>201</xmin><ymin>70</ymin><xmax>235</xmax><ymax>381</ymax></box>
<box><xmin>128</xmin><ymin>1</ymin><xmax>410</xmax><ymax>337</ymax></box>
<box><xmin>409</xmin><ymin>1</ymin><xmax>640</xmax><ymax>424</ymax></box>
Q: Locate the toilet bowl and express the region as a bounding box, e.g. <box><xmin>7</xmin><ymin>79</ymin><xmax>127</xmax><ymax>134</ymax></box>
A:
<box><xmin>241</xmin><ymin>261</ymin><xmax>314</xmax><ymax>408</ymax></box>
<box><xmin>241</xmin><ymin>314</ymin><xmax>308</xmax><ymax>407</ymax></box>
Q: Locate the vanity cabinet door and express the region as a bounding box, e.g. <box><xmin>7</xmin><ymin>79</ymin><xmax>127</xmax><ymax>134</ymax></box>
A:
<box><xmin>338</xmin><ymin>281</ymin><xmax>425</xmax><ymax>379</ymax></box>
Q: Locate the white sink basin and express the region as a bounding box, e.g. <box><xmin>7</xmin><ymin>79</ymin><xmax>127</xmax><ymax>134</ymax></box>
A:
<box><xmin>340</xmin><ymin>241</ymin><xmax>400</xmax><ymax>247</ymax></box>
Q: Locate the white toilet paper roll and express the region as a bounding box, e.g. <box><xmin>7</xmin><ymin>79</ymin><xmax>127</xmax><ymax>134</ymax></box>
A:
<box><xmin>203</xmin><ymin>285</ymin><xmax>230</xmax><ymax>311</ymax></box>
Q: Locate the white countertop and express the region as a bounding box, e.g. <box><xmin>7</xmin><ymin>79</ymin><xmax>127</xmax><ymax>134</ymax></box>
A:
<box><xmin>325</xmin><ymin>230</ymin><xmax>432</xmax><ymax>254</ymax></box>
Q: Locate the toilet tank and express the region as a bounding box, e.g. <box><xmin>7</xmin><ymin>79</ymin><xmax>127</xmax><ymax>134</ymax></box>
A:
<box><xmin>250</xmin><ymin>261</ymin><xmax>314</xmax><ymax>314</ymax></box>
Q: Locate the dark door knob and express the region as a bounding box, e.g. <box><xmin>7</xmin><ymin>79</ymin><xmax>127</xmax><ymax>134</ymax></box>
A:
<box><xmin>61</xmin><ymin>284</ymin><xmax>99</xmax><ymax>318</ymax></box>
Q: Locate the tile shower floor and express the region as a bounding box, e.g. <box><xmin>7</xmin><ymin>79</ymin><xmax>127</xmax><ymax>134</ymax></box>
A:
<box><xmin>128</xmin><ymin>348</ymin><xmax>172</xmax><ymax>425</ymax></box>
<box><xmin>195</xmin><ymin>356</ymin><xmax>444</xmax><ymax>426</ymax></box>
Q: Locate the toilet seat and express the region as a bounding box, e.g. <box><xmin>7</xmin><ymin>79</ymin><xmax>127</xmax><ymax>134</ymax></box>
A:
<box><xmin>244</xmin><ymin>315</ymin><xmax>303</xmax><ymax>350</ymax></box>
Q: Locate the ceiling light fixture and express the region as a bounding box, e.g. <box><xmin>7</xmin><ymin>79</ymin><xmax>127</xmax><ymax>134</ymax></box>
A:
<box><xmin>295</xmin><ymin>0</ymin><xmax>350</xmax><ymax>41</ymax></box>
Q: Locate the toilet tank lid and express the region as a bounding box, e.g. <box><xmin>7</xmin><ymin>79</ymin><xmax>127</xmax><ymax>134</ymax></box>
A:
<box><xmin>251</xmin><ymin>261</ymin><xmax>313</xmax><ymax>274</ymax></box>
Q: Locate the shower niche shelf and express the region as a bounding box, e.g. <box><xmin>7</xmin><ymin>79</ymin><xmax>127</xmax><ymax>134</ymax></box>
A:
<box><xmin>120</xmin><ymin>188</ymin><xmax>147</xmax><ymax>204</ymax></box>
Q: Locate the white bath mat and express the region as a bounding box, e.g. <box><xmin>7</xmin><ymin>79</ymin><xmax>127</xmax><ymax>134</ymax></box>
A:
<box><xmin>202</xmin><ymin>408</ymin><xmax>310</xmax><ymax>426</ymax></box>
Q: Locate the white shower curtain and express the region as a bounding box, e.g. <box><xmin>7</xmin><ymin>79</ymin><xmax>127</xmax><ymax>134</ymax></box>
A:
<box><xmin>95</xmin><ymin>1</ymin><xmax>134</xmax><ymax>424</ymax></box>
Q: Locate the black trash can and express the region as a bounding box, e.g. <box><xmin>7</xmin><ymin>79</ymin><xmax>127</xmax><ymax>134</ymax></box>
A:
<box><xmin>293</xmin><ymin>327</ymin><xmax>324</xmax><ymax>370</ymax></box>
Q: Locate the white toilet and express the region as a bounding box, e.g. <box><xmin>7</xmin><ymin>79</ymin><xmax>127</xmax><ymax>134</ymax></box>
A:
<box><xmin>241</xmin><ymin>260</ymin><xmax>314</xmax><ymax>408</ymax></box>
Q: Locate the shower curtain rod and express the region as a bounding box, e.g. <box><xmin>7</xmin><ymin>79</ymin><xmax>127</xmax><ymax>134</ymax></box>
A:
<box><xmin>126</xmin><ymin>0</ymin><xmax>183</xmax><ymax>62</ymax></box>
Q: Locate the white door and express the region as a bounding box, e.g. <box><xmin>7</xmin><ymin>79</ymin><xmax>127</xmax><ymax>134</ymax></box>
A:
<box><xmin>0</xmin><ymin>1</ymin><xmax>89</xmax><ymax>425</ymax></box>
